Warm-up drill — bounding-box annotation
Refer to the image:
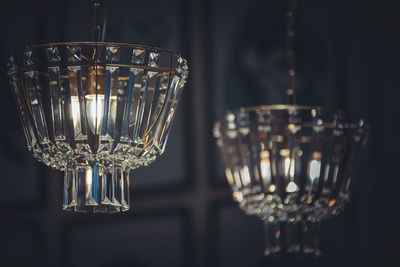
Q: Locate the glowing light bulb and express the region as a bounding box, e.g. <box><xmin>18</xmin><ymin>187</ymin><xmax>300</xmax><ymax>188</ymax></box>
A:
<box><xmin>85</xmin><ymin>94</ymin><xmax>105</xmax><ymax>134</ymax></box>
<box><xmin>84</xmin><ymin>94</ymin><xmax>118</xmax><ymax>135</ymax></box>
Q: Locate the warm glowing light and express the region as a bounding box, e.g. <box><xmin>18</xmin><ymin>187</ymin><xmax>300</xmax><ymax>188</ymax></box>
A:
<box><xmin>240</xmin><ymin>165</ymin><xmax>251</xmax><ymax>186</ymax></box>
<box><xmin>233</xmin><ymin>170</ymin><xmax>241</xmax><ymax>187</ymax></box>
<box><xmin>332</xmin><ymin>165</ymin><xmax>339</xmax><ymax>184</ymax></box>
<box><xmin>268</xmin><ymin>184</ymin><xmax>276</xmax><ymax>192</ymax></box>
<box><xmin>167</xmin><ymin>107</ymin><xmax>175</xmax><ymax>122</ymax></box>
<box><xmin>86</xmin><ymin>94</ymin><xmax>104</xmax><ymax>134</ymax></box>
<box><xmin>71</xmin><ymin>96</ymin><xmax>81</xmax><ymax>135</ymax></box>
<box><xmin>85</xmin><ymin>94</ymin><xmax>117</xmax><ymax>134</ymax></box>
<box><xmin>225</xmin><ymin>168</ymin><xmax>234</xmax><ymax>185</ymax></box>
<box><xmin>232</xmin><ymin>191</ymin><xmax>243</xmax><ymax>202</ymax></box>
<box><xmin>328</xmin><ymin>199</ymin><xmax>336</xmax><ymax>207</ymax></box>
<box><xmin>324</xmin><ymin>164</ymin><xmax>330</xmax><ymax>181</ymax></box>
<box><xmin>284</xmin><ymin>157</ymin><xmax>295</xmax><ymax>178</ymax></box>
<box><xmin>280</xmin><ymin>149</ymin><xmax>295</xmax><ymax>178</ymax></box>
<box><xmin>260</xmin><ymin>150</ymin><xmax>272</xmax><ymax>184</ymax></box>
<box><xmin>280</xmin><ymin>148</ymin><xmax>289</xmax><ymax>157</ymax></box>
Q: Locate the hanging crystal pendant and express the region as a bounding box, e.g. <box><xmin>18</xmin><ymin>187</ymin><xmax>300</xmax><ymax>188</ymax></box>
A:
<box><xmin>7</xmin><ymin>42</ymin><xmax>188</xmax><ymax>212</ymax></box>
<box><xmin>213</xmin><ymin>105</ymin><xmax>366</xmax><ymax>256</ymax></box>
<box><xmin>212</xmin><ymin>0</ymin><xmax>369</xmax><ymax>257</ymax></box>
<box><xmin>6</xmin><ymin>0</ymin><xmax>188</xmax><ymax>213</ymax></box>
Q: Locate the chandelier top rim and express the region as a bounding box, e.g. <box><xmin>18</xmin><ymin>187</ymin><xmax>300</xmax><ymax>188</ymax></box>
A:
<box><xmin>215</xmin><ymin>104</ymin><xmax>367</xmax><ymax>130</ymax></box>
<box><xmin>11</xmin><ymin>42</ymin><xmax>186</xmax><ymax>60</ymax></box>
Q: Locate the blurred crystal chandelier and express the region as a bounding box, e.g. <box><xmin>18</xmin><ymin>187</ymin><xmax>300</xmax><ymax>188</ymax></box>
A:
<box><xmin>6</xmin><ymin>1</ymin><xmax>188</xmax><ymax>212</ymax></box>
<box><xmin>213</xmin><ymin>0</ymin><xmax>366</xmax><ymax>257</ymax></box>
<box><xmin>214</xmin><ymin>106</ymin><xmax>366</xmax><ymax>256</ymax></box>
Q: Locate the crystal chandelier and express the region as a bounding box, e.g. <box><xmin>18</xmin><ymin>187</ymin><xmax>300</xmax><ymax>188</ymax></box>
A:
<box><xmin>213</xmin><ymin>0</ymin><xmax>367</xmax><ymax>257</ymax></box>
<box><xmin>6</xmin><ymin>2</ymin><xmax>188</xmax><ymax>213</ymax></box>
<box><xmin>214</xmin><ymin>106</ymin><xmax>366</xmax><ymax>256</ymax></box>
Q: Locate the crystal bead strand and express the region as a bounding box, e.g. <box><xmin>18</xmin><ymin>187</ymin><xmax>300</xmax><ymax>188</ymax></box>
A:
<box><xmin>286</xmin><ymin>0</ymin><xmax>298</xmax><ymax>104</ymax></box>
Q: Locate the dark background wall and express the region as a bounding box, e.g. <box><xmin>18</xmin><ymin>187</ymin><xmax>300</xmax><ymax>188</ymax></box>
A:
<box><xmin>0</xmin><ymin>0</ymin><xmax>398</xmax><ymax>266</ymax></box>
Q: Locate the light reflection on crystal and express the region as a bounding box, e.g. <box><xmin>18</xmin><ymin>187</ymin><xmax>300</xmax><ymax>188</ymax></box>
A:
<box><xmin>24</xmin><ymin>50</ymin><xmax>33</xmax><ymax>66</ymax></box>
<box><xmin>24</xmin><ymin>71</ymin><xmax>49</xmax><ymax>143</ymax></box>
<box><xmin>46</xmin><ymin>46</ymin><xmax>61</xmax><ymax>62</ymax></box>
<box><xmin>71</xmin><ymin>96</ymin><xmax>82</xmax><ymax>134</ymax></box>
<box><xmin>7</xmin><ymin>56</ymin><xmax>16</xmax><ymax>75</ymax></box>
<box><xmin>49</xmin><ymin>66</ymin><xmax>69</xmax><ymax>146</ymax></box>
<box><xmin>152</xmin><ymin>74</ymin><xmax>183</xmax><ymax>152</ymax></box>
<box><xmin>63</xmin><ymin>167</ymin><xmax>77</xmax><ymax>209</ymax></box>
<box><xmin>9</xmin><ymin>75</ymin><xmax>34</xmax><ymax>149</ymax></box>
<box><xmin>67</xmin><ymin>46</ymin><xmax>82</xmax><ymax>62</ymax></box>
<box><xmin>308</xmin><ymin>152</ymin><xmax>321</xmax><ymax>181</ymax></box>
<box><xmin>85</xmin><ymin>166</ymin><xmax>94</xmax><ymax>202</ymax></box>
<box><xmin>68</xmin><ymin>66</ymin><xmax>86</xmax><ymax>139</ymax></box>
<box><xmin>260</xmin><ymin>150</ymin><xmax>272</xmax><ymax>185</ymax></box>
<box><xmin>148</xmin><ymin>52</ymin><xmax>160</xmax><ymax>67</ymax></box>
<box><xmin>269</xmin><ymin>184</ymin><xmax>276</xmax><ymax>192</ymax></box>
<box><xmin>225</xmin><ymin>168</ymin><xmax>234</xmax><ymax>185</ymax></box>
<box><xmin>286</xmin><ymin>181</ymin><xmax>299</xmax><ymax>193</ymax></box>
<box><xmin>86</xmin><ymin>94</ymin><xmax>104</xmax><ymax>134</ymax></box>
<box><xmin>120</xmin><ymin>68</ymin><xmax>142</xmax><ymax>142</ymax></box>
<box><xmin>140</xmin><ymin>71</ymin><xmax>158</xmax><ymax>136</ymax></box>
<box><xmin>101</xmin><ymin>66</ymin><xmax>119</xmax><ymax>140</ymax></box>
<box><xmin>132</xmin><ymin>49</ymin><xmax>145</xmax><ymax>64</ymax></box>
<box><xmin>105</xmin><ymin>46</ymin><xmax>120</xmax><ymax>62</ymax></box>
